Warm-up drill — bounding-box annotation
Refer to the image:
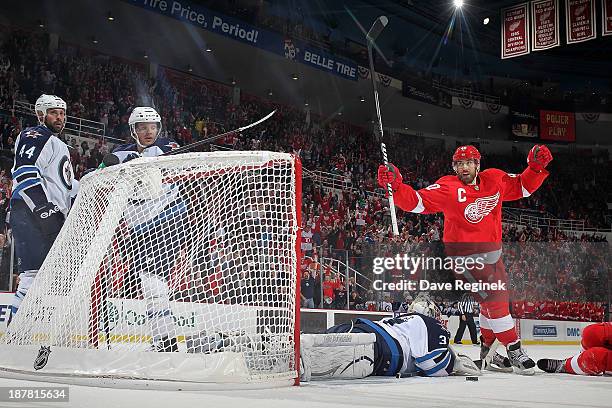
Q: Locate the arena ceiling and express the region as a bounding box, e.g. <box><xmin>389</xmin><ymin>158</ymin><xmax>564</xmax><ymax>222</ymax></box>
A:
<box><xmin>345</xmin><ymin>0</ymin><xmax>612</xmax><ymax>79</ymax></box>
<box><xmin>382</xmin><ymin>1</ymin><xmax>612</xmax><ymax>62</ymax></box>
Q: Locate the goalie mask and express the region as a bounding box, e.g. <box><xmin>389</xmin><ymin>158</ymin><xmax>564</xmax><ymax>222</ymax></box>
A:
<box><xmin>129</xmin><ymin>106</ymin><xmax>162</xmax><ymax>148</ymax></box>
<box><xmin>407</xmin><ymin>293</ymin><xmax>442</xmax><ymax>322</ymax></box>
<box><xmin>34</xmin><ymin>94</ymin><xmax>67</xmax><ymax>134</ymax></box>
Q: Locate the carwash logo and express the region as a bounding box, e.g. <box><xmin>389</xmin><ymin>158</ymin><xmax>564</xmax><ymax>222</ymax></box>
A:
<box><xmin>533</xmin><ymin>325</ymin><xmax>557</xmax><ymax>337</ymax></box>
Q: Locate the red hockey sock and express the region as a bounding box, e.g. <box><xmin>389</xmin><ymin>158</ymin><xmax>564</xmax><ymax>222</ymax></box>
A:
<box><xmin>480</xmin><ymin>327</ymin><xmax>496</xmax><ymax>346</ymax></box>
<box><xmin>563</xmin><ymin>347</ymin><xmax>612</xmax><ymax>375</ymax></box>
<box><xmin>495</xmin><ymin>327</ymin><xmax>519</xmax><ymax>346</ymax></box>
<box><xmin>483</xmin><ymin>313</ymin><xmax>518</xmax><ymax>346</ymax></box>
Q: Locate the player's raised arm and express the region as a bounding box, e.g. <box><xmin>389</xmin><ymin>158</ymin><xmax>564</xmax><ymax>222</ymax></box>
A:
<box><xmin>495</xmin><ymin>144</ymin><xmax>553</xmax><ymax>201</ymax></box>
<box><xmin>377</xmin><ymin>163</ymin><xmax>448</xmax><ymax>214</ymax></box>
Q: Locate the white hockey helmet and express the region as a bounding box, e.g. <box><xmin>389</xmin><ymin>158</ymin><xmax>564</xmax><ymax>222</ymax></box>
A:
<box><xmin>34</xmin><ymin>94</ymin><xmax>67</xmax><ymax>127</ymax></box>
<box><xmin>407</xmin><ymin>293</ymin><xmax>442</xmax><ymax>322</ymax></box>
<box><xmin>128</xmin><ymin>106</ymin><xmax>162</xmax><ymax>147</ymax></box>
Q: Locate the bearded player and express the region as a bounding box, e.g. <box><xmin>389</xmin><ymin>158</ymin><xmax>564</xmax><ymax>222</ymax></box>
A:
<box><xmin>377</xmin><ymin>144</ymin><xmax>553</xmax><ymax>375</ymax></box>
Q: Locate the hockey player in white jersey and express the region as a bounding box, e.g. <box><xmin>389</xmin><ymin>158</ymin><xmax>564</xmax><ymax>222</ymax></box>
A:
<box><xmin>300</xmin><ymin>294</ymin><xmax>481</xmax><ymax>381</ymax></box>
<box><xmin>103</xmin><ymin>106</ymin><xmax>184</xmax><ymax>352</ymax></box>
<box><xmin>8</xmin><ymin>94</ymin><xmax>78</xmax><ymax>323</ymax></box>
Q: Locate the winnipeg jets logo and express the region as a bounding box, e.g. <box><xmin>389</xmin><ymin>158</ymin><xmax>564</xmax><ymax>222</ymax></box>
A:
<box><xmin>34</xmin><ymin>346</ymin><xmax>52</xmax><ymax>370</ymax></box>
<box><xmin>464</xmin><ymin>192</ymin><xmax>500</xmax><ymax>224</ymax></box>
<box><xmin>24</xmin><ymin>130</ymin><xmax>42</xmax><ymax>138</ymax></box>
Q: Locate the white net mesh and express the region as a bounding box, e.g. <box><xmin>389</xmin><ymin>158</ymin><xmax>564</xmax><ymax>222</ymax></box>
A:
<box><xmin>0</xmin><ymin>151</ymin><xmax>300</xmax><ymax>387</ymax></box>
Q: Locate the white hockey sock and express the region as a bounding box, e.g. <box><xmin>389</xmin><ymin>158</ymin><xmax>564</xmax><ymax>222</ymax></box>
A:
<box><xmin>140</xmin><ymin>272</ymin><xmax>175</xmax><ymax>345</ymax></box>
<box><xmin>10</xmin><ymin>270</ymin><xmax>38</xmax><ymax>317</ymax></box>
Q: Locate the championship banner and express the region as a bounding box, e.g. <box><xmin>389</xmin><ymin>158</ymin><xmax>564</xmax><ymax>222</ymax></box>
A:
<box><xmin>539</xmin><ymin>110</ymin><xmax>576</xmax><ymax>142</ymax></box>
<box><xmin>531</xmin><ymin>0</ymin><xmax>560</xmax><ymax>51</ymax></box>
<box><xmin>566</xmin><ymin>0</ymin><xmax>596</xmax><ymax>44</ymax></box>
<box><xmin>501</xmin><ymin>3</ymin><xmax>530</xmax><ymax>59</ymax></box>
<box><xmin>603</xmin><ymin>0</ymin><xmax>612</xmax><ymax>36</ymax></box>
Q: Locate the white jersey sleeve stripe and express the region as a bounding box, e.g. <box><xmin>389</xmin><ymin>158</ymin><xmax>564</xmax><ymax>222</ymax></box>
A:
<box><xmin>410</xmin><ymin>191</ymin><xmax>425</xmax><ymax>213</ymax></box>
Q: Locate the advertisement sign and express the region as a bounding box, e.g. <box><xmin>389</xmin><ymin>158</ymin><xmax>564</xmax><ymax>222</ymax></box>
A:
<box><xmin>539</xmin><ymin>110</ymin><xmax>576</xmax><ymax>142</ymax></box>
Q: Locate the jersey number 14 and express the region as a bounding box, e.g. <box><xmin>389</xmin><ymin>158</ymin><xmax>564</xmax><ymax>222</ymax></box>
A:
<box><xmin>19</xmin><ymin>145</ymin><xmax>36</xmax><ymax>159</ymax></box>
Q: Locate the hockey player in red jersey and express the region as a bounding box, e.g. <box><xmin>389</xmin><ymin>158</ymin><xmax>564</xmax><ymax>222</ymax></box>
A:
<box><xmin>538</xmin><ymin>322</ymin><xmax>612</xmax><ymax>375</ymax></box>
<box><xmin>377</xmin><ymin>144</ymin><xmax>553</xmax><ymax>375</ymax></box>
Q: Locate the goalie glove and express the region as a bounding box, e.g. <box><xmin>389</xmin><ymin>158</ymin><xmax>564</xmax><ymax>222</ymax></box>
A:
<box><xmin>449</xmin><ymin>345</ymin><xmax>481</xmax><ymax>376</ymax></box>
<box><xmin>377</xmin><ymin>163</ymin><xmax>403</xmax><ymax>192</ymax></box>
<box><xmin>527</xmin><ymin>145</ymin><xmax>552</xmax><ymax>172</ymax></box>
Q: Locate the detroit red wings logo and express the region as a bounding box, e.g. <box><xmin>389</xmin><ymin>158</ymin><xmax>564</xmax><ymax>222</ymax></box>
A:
<box><xmin>464</xmin><ymin>192</ymin><xmax>500</xmax><ymax>224</ymax></box>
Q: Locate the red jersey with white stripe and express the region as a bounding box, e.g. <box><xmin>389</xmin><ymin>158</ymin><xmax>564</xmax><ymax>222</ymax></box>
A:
<box><xmin>393</xmin><ymin>167</ymin><xmax>548</xmax><ymax>246</ymax></box>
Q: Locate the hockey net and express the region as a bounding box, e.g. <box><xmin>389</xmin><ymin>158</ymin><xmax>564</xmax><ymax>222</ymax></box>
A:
<box><xmin>0</xmin><ymin>151</ymin><xmax>302</xmax><ymax>389</ymax></box>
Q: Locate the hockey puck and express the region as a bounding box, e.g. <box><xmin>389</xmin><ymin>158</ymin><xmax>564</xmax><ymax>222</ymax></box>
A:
<box><xmin>396</xmin><ymin>372</ymin><xmax>418</xmax><ymax>378</ymax></box>
<box><xmin>465</xmin><ymin>376</ymin><xmax>479</xmax><ymax>381</ymax></box>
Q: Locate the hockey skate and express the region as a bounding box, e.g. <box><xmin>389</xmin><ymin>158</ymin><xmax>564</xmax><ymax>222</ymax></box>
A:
<box><xmin>506</xmin><ymin>340</ymin><xmax>536</xmax><ymax>375</ymax></box>
<box><xmin>537</xmin><ymin>358</ymin><xmax>565</xmax><ymax>373</ymax></box>
<box><xmin>479</xmin><ymin>337</ymin><xmax>512</xmax><ymax>373</ymax></box>
<box><xmin>154</xmin><ymin>336</ymin><xmax>179</xmax><ymax>352</ymax></box>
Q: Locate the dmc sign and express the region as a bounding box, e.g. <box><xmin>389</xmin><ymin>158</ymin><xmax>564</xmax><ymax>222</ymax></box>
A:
<box><xmin>567</xmin><ymin>327</ymin><xmax>581</xmax><ymax>337</ymax></box>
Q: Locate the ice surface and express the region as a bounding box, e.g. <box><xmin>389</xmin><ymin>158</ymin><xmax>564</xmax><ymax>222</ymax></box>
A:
<box><xmin>0</xmin><ymin>344</ymin><xmax>609</xmax><ymax>408</ymax></box>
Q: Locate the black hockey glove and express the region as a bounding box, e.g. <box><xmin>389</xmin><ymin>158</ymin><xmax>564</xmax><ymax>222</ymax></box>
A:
<box><xmin>33</xmin><ymin>202</ymin><xmax>64</xmax><ymax>236</ymax></box>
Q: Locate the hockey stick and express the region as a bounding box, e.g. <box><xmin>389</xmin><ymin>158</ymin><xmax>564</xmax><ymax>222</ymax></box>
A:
<box><xmin>163</xmin><ymin>110</ymin><xmax>277</xmax><ymax>156</ymax></box>
<box><xmin>366</xmin><ymin>16</ymin><xmax>399</xmax><ymax>236</ymax></box>
<box><xmin>474</xmin><ymin>339</ymin><xmax>502</xmax><ymax>371</ymax></box>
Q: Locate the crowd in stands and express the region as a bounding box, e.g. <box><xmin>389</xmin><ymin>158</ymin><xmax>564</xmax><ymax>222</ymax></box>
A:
<box><xmin>0</xmin><ymin>26</ymin><xmax>609</xmax><ymax>322</ymax></box>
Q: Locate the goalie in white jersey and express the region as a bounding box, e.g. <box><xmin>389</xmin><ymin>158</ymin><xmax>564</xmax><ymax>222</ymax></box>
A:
<box><xmin>300</xmin><ymin>294</ymin><xmax>480</xmax><ymax>381</ymax></box>
<box><xmin>8</xmin><ymin>94</ymin><xmax>78</xmax><ymax>323</ymax></box>
<box><xmin>104</xmin><ymin>107</ymin><xmax>184</xmax><ymax>352</ymax></box>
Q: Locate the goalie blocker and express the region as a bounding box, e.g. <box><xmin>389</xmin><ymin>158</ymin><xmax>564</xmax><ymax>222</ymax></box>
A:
<box><xmin>300</xmin><ymin>295</ymin><xmax>480</xmax><ymax>381</ymax></box>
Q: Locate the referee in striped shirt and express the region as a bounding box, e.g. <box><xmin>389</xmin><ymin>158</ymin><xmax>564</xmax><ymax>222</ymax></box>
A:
<box><xmin>453</xmin><ymin>293</ymin><xmax>480</xmax><ymax>345</ymax></box>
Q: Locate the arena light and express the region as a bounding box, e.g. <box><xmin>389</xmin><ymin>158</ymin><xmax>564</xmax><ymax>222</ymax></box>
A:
<box><xmin>483</xmin><ymin>17</ymin><xmax>490</xmax><ymax>25</ymax></box>
<box><xmin>360</xmin><ymin>96</ymin><xmax>365</xmax><ymax>102</ymax></box>
<box><xmin>205</xmin><ymin>47</ymin><xmax>212</xmax><ymax>52</ymax></box>
<box><xmin>107</xmin><ymin>12</ymin><xmax>114</xmax><ymax>21</ymax></box>
<box><xmin>453</xmin><ymin>0</ymin><xmax>464</xmax><ymax>8</ymax></box>
<box><xmin>291</xmin><ymin>73</ymin><xmax>299</xmax><ymax>80</ymax></box>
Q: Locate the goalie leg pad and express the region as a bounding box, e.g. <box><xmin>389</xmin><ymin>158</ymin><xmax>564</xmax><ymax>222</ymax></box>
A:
<box><xmin>300</xmin><ymin>333</ymin><xmax>376</xmax><ymax>381</ymax></box>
